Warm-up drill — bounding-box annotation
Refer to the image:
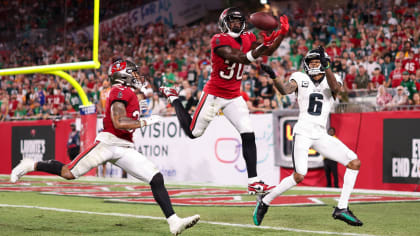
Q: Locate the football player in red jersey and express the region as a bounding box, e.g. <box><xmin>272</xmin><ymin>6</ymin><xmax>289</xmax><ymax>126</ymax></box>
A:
<box><xmin>160</xmin><ymin>7</ymin><xmax>289</xmax><ymax>195</ymax></box>
<box><xmin>10</xmin><ymin>59</ymin><xmax>200</xmax><ymax>235</ymax></box>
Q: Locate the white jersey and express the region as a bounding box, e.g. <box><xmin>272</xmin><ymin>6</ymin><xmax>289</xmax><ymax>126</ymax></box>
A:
<box><xmin>289</xmin><ymin>72</ymin><xmax>342</xmax><ymax>139</ymax></box>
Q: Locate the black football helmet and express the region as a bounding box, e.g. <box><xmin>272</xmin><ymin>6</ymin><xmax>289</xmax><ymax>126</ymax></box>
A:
<box><xmin>218</xmin><ymin>7</ymin><xmax>245</xmax><ymax>38</ymax></box>
<box><xmin>303</xmin><ymin>49</ymin><xmax>331</xmax><ymax>76</ymax></box>
<box><xmin>108</xmin><ymin>59</ymin><xmax>142</xmax><ymax>89</ymax></box>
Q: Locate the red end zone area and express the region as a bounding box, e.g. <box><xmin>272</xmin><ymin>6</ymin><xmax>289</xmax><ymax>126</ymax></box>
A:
<box><xmin>1</xmin><ymin>180</ymin><xmax>420</xmax><ymax>207</ymax></box>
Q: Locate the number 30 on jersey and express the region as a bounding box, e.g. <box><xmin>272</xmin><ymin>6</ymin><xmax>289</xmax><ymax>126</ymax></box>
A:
<box><xmin>219</xmin><ymin>60</ymin><xmax>244</xmax><ymax>80</ymax></box>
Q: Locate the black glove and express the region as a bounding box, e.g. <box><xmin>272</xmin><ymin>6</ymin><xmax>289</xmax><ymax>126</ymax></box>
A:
<box><xmin>261</xmin><ymin>64</ymin><xmax>276</xmax><ymax>79</ymax></box>
<box><xmin>317</xmin><ymin>46</ymin><xmax>330</xmax><ymax>69</ymax></box>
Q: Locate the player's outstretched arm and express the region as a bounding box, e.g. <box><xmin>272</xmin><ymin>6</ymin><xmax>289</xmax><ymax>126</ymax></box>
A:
<box><xmin>318</xmin><ymin>46</ymin><xmax>341</xmax><ymax>97</ymax></box>
<box><xmin>214</xmin><ymin>45</ymin><xmax>266</xmax><ymax>65</ymax></box>
<box><xmin>257</xmin><ymin>15</ymin><xmax>289</xmax><ymax>56</ymax></box>
<box><xmin>261</xmin><ymin>64</ymin><xmax>297</xmax><ymax>95</ymax></box>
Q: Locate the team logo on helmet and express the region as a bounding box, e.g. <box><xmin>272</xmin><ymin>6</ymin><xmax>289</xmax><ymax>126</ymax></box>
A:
<box><xmin>218</xmin><ymin>7</ymin><xmax>245</xmax><ymax>38</ymax></box>
<box><xmin>108</xmin><ymin>60</ymin><xmax>143</xmax><ymax>90</ymax></box>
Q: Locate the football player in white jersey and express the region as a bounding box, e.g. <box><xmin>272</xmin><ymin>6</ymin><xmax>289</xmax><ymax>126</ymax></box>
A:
<box><xmin>253</xmin><ymin>46</ymin><xmax>363</xmax><ymax>226</ymax></box>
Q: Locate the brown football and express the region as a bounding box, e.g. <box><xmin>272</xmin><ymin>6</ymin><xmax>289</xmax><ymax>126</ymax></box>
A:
<box><xmin>249</xmin><ymin>12</ymin><xmax>278</xmax><ymax>31</ymax></box>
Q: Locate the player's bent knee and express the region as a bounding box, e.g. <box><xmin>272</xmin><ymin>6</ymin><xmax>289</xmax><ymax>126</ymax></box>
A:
<box><xmin>348</xmin><ymin>159</ymin><xmax>361</xmax><ymax>170</ymax></box>
<box><xmin>293</xmin><ymin>172</ymin><xmax>305</xmax><ymax>183</ymax></box>
<box><xmin>61</xmin><ymin>166</ymin><xmax>76</xmax><ymax>180</ymax></box>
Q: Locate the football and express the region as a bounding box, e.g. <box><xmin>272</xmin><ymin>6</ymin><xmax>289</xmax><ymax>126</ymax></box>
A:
<box><xmin>249</xmin><ymin>12</ymin><xmax>278</xmax><ymax>31</ymax></box>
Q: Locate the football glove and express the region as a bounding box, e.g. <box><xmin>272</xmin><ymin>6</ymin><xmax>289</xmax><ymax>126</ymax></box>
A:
<box><xmin>142</xmin><ymin>115</ymin><xmax>162</xmax><ymax>126</ymax></box>
<box><xmin>261</xmin><ymin>64</ymin><xmax>276</xmax><ymax>79</ymax></box>
<box><xmin>279</xmin><ymin>15</ymin><xmax>289</xmax><ymax>35</ymax></box>
<box><xmin>317</xmin><ymin>46</ymin><xmax>330</xmax><ymax>69</ymax></box>
<box><xmin>260</xmin><ymin>30</ymin><xmax>281</xmax><ymax>47</ymax></box>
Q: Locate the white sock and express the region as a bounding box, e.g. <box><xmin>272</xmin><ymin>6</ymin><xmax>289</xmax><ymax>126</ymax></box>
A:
<box><xmin>263</xmin><ymin>175</ymin><xmax>297</xmax><ymax>205</ymax></box>
<box><xmin>169</xmin><ymin>96</ymin><xmax>179</xmax><ymax>103</ymax></box>
<box><xmin>338</xmin><ymin>168</ymin><xmax>359</xmax><ymax>209</ymax></box>
<box><xmin>167</xmin><ymin>214</ymin><xmax>180</xmax><ymax>225</ymax></box>
<box><xmin>248</xmin><ymin>176</ymin><xmax>260</xmax><ymax>184</ymax></box>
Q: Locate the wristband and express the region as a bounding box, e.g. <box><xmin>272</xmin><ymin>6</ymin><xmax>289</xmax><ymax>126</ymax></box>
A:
<box><xmin>246</xmin><ymin>51</ymin><xmax>256</xmax><ymax>62</ymax></box>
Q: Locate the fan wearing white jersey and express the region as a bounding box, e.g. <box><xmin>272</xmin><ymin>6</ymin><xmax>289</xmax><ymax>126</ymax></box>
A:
<box><xmin>253</xmin><ymin>46</ymin><xmax>363</xmax><ymax>227</ymax></box>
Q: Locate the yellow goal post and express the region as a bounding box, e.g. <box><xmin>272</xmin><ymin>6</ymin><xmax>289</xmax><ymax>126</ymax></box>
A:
<box><xmin>0</xmin><ymin>0</ymin><xmax>101</xmax><ymax>106</ymax></box>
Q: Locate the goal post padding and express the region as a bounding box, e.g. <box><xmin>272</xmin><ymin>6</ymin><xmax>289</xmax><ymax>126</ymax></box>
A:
<box><xmin>79</xmin><ymin>105</ymin><xmax>97</xmax><ymax>176</ymax></box>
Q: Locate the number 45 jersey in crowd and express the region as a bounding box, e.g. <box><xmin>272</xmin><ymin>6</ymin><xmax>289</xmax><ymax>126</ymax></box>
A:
<box><xmin>290</xmin><ymin>71</ymin><xmax>343</xmax><ymax>139</ymax></box>
<box><xmin>204</xmin><ymin>32</ymin><xmax>256</xmax><ymax>99</ymax></box>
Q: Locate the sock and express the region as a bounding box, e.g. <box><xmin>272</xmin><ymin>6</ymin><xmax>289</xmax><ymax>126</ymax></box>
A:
<box><xmin>36</xmin><ymin>160</ymin><xmax>64</xmax><ymax>176</ymax></box>
<box><xmin>263</xmin><ymin>175</ymin><xmax>297</xmax><ymax>205</ymax></box>
<box><xmin>338</xmin><ymin>168</ymin><xmax>359</xmax><ymax>209</ymax></box>
<box><xmin>150</xmin><ymin>173</ymin><xmax>175</xmax><ymax>218</ymax></box>
<box><xmin>169</xmin><ymin>96</ymin><xmax>178</xmax><ymax>103</ymax></box>
<box><xmin>248</xmin><ymin>176</ymin><xmax>260</xmax><ymax>184</ymax></box>
<box><xmin>241</xmin><ymin>133</ymin><xmax>257</xmax><ymax>178</ymax></box>
<box><xmin>172</xmin><ymin>99</ymin><xmax>195</xmax><ymax>139</ymax></box>
<box><xmin>167</xmin><ymin>214</ymin><xmax>180</xmax><ymax>225</ymax></box>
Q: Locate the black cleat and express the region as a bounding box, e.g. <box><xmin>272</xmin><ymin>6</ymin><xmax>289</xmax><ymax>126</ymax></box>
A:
<box><xmin>253</xmin><ymin>194</ymin><xmax>269</xmax><ymax>226</ymax></box>
<box><xmin>332</xmin><ymin>207</ymin><xmax>363</xmax><ymax>226</ymax></box>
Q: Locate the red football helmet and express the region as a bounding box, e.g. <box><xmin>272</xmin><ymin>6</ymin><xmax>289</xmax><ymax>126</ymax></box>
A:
<box><xmin>218</xmin><ymin>7</ymin><xmax>245</xmax><ymax>38</ymax></box>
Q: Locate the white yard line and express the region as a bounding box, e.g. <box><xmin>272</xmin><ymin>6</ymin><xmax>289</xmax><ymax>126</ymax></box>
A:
<box><xmin>0</xmin><ymin>203</ymin><xmax>376</xmax><ymax>236</ymax></box>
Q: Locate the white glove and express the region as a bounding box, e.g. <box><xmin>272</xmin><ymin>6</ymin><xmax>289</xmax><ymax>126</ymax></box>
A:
<box><xmin>141</xmin><ymin>115</ymin><xmax>162</xmax><ymax>126</ymax></box>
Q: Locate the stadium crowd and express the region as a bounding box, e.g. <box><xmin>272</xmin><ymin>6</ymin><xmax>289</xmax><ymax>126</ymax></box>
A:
<box><xmin>1</xmin><ymin>0</ymin><xmax>420</xmax><ymax>121</ymax></box>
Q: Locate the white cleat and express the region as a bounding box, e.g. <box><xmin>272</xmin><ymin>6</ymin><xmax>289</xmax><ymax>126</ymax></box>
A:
<box><xmin>169</xmin><ymin>214</ymin><xmax>200</xmax><ymax>236</ymax></box>
<box><xmin>10</xmin><ymin>159</ymin><xmax>35</xmax><ymax>183</ymax></box>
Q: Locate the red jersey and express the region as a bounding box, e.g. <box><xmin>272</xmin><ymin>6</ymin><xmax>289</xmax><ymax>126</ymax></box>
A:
<box><xmin>389</xmin><ymin>68</ymin><xmax>404</xmax><ymax>88</ymax></box>
<box><xmin>204</xmin><ymin>32</ymin><xmax>256</xmax><ymax>99</ymax></box>
<box><xmin>371</xmin><ymin>74</ymin><xmax>385</xmax><ymax>88</ymax></box>
<box><xmin>402</xmin><ymin>58</ymin><xmax>419</xmax><ymax>75</ymax></box>
<box><xmin>102</xmin><ymin>85</ymin><xmax>140</xmax><ymax>142</ymax></box>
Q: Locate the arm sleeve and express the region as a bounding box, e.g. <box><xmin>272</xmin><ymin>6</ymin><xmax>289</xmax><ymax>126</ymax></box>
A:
<box><xmin>334</xmin><ymin>73</ymin><xmax>343</xmax><ymax>86</ymax></box>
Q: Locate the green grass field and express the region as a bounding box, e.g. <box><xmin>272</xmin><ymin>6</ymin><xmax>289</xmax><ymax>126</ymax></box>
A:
<box><xmin>1</xmin><ymin>175</ymin><xmax>419</xmax><ymax>236</ymax></box>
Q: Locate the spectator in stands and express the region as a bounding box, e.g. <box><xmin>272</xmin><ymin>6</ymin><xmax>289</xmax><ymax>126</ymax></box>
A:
<box><xmin>380</xmin><ymin>54</ymin><xmax>395</xmax><ymax>87</ymax></box>
<box><xmin>67</xmin><ymin>123</ymin><xmax>80</xmax><ymax>161</ymax></box>
<box><xmin>344</xmin><ymin>66</ymin><xmax>357</xmax><ymax>91</ymax></box>
<box><xmin>148</xmin><ymin>92</ymin><xmax>166</xmax><ymax>115</ymax></box>
<box><xmin>370</xmin><ymin>68</ymin><xmax>386</xmax><ymax>90</ymax></box>
<box><xmin>410</xmin><ymin>92</ymin><xmax>420</xmax><ymax>106</ymax></box>
<box><xmin>376</xmin><ymin>85</ymin><xmax>393</xmax><ymax>110</ymax></box>
<box><xmin>0</xmin><ymin>90</ymin><xmax>9</xmax><ymax>121</ymax></box>
<box><xmin>391</xmin><ymin>86</ymin><xmax>408</xmax><ymax>107</ymax></box>
<box><xmin>400</xmin><ymin>71</ymin><xmax>418</xmax><ymax>100</ymax></box>
<box><xmin>389</xmin><ymin>59</ymin><xmax>404</xmax><ymax>88</ymax></box>
<box><xmin>354</xmin><ymin>65</ymin><xmax>370</xmax><ymax>89</ymax></box>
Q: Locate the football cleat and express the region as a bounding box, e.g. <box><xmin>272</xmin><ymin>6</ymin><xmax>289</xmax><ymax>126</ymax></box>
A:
<box><xmin>10</xmin><ymin>158</ymin><xmax>35</xmax><ymax>183</ymax></box>
<box><xmin>169</xmin><ymin>214</ymin><xmax>200</xmax><ymax>235</ymax></box>
<box><xmin>253</xmin><ymin>194</ymin><xmax>269</xmax><ymax>226</ymax></box>
<box><xmin>332</xmin><ymin>207</ymin><xmax>363</xmax><ymax>226</ymax></box>
<box><xmin>248</xmin><ymin>181</ymin><xmax>274</xmax><ymax>195</ymax></box>
<box><xmin>159</xmin><ymin>86</ymin><xmax>179</xmax><ymax>103</ymax></box>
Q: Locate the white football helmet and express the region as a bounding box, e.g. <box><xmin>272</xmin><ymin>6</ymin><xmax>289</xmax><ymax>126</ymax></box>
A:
<box><xmin>303</xmin><ymin>49</ymin><xmax>331</xmax><ymax>76</ymax></box>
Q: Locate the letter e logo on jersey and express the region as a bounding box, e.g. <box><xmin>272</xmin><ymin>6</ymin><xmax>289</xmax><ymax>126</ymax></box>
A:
<box><xmin>302</xmin><ymin>81</ymin><xmax>309</xmax><ymax>88</ymax></box>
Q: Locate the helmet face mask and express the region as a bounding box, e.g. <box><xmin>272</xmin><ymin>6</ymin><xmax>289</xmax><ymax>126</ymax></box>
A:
<box><xmin>218</xmin><ymin>7</ymin><xmax>245</xmax><ymax>38</ymax></box>
<box><xmin>108</xmin><ymin>60</ymin><xmax>143</xmax><ymax>89</ymax></box>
